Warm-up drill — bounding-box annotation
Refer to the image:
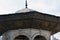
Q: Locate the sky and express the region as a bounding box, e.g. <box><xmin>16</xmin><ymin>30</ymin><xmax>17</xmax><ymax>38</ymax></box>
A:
<box><xmin>0</xmin><ymin>0</ymin><xmax>60</xmax><ymax>16</ymax></box>
<box><xmin>54</xmin><ymin>32</ymin><xmax>60</xmax><ymax>39</ymax></box>
<box><xmin>0</xmin><ymin>0</ymin><xmax>60</xmax><ymax>40</ymax></box>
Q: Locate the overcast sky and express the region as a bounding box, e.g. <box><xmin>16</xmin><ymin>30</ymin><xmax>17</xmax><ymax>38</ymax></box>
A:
<box><xmin>0</xmin><ymin>0</ymin><xmax>60</xmax><ymax>16</ymax></box>
<box><xmin>0</xmin><ymin>0</ymin><xmax>60</xmax><ymax>40</ymax></box>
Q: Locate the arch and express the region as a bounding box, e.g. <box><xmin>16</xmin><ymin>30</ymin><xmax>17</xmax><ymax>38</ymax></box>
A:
<box><xmin>34</xmin><ymin>35</ymin><xmax>47</xmax><ymax>40</ymax></box>
<box><xmin>14</xmin><ymin>35</ymin><xmax>29</xmax><ymax>40</ymax></box>
<box><xmin>12</xmin><ymin>29</ymin><xmax>30</xmax><ymax>40</ymax></box>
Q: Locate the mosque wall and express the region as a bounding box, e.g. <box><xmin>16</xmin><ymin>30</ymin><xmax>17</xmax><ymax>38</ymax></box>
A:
<box><xmin>2</xmin><ymin>29</ymin><xmax>51</xmax><ymax>40</ymax></box>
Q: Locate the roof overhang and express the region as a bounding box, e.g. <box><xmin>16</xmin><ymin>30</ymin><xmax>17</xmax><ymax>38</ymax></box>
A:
<box><xmin>0</xmin><ymin>11</ymin><xmax>60</xmax><ymax>35</ymax></box>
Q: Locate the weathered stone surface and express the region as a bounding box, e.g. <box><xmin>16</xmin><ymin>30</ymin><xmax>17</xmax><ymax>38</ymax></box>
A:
<box><xmin>2</xmin><ymin>29</ymin><xmax>51</xmax><ymax>40</ymax></box>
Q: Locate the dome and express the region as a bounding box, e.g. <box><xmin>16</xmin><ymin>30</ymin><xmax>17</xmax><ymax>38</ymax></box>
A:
<box><xmin>15</xmin><ymin>8</ymin><xmax>35</xmax><ymax>13</ymax></box>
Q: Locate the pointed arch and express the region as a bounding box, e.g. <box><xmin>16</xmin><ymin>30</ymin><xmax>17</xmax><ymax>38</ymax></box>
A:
<box><xmin>14</xmin><ymin>35</ymin><xmax>29</xmax><ymax>40</ymax></box>
<box><xmin>34</xmin><ymin>35</ymin><xmax>47</xmax><ymax>40</ymax></box>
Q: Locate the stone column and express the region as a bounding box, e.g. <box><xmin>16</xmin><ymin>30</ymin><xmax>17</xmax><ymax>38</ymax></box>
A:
<box><xmin>2</xmin><ymin>33</ymin><xmax>9</xmax><ymax>40</ymax></box>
